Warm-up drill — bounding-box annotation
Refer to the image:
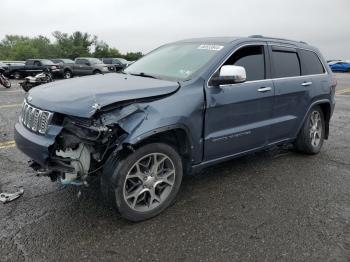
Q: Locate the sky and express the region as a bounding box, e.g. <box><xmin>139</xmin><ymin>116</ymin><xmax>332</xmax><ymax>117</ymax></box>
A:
<box><xmin>0</xmin><ymin>0</ymin><xmax>349</xmax><ymax>59</ymax></box>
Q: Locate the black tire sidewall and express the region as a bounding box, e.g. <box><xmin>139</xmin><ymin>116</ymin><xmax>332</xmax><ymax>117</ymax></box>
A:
<box><xmin>5</xmin><ymin>80</ymin><xmax>11</xmax><ymax>88</ymax></box>
<box><xmin>298</xmin><ymin>106</ymin><xmax>325</xmax><ymax>154</ymax></box>
<box><xmin>64</xmin><ymin>70</ymin><xmax>72</xmax><ymax>79</ymax></box>
<box><xmin>102</xmin><ymin>143</ymin><xmax>183</xmax><ymax>222</ymax></box>
<box><xmin>13</xmin><ymin>72</ymin><xmax>21</xmax><ymax>79</ymax></box>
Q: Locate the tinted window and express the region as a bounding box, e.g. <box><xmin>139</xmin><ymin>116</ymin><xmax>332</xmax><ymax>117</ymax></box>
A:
<box><xmin>300</xmin><ymin>50</ymin><xmax>325</xmax><ymax>75</ymax></box>
<box><xmin>103</xmin><ymin>58</ymin><xmax>112</xmax><ymax>64</ymax></box>
<box><xmin>76</xmin><ymin>59</ymin><xmax>88</xmax><ymax>64</ymax></box>
<box><xmin>272</xmin><ymin>51</ymin><xmax>301</xmax><ymax>78</ymax></box>
<box><xmin>223</xmin><ymin>45</ymin><xmax>265</xmax><ymax>81</ymax></box>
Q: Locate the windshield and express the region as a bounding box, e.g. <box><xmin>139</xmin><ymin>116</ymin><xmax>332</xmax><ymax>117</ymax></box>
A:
<box><xmin>115</xmin><ymin>58</ymin><xmax>128</xmax><ymax>64</ymax></box>
<box><xmin>61</xmin><ymin>59</ymin><xmax>74</xmax><ymax>63</ymax></box>
<box><xmin>41</xmin><ymin>59</ymin><xmax>55</xmax><ymax>65</ymax></box>
<box><xmin>124</xmin><ymin>43</ymin><xmax>225</xmax><ymax>81</ymax></box>
<box><xmin>88</xmin><ymin>58</ymin><xmax>103</xmax><ymax>64</ymax></box>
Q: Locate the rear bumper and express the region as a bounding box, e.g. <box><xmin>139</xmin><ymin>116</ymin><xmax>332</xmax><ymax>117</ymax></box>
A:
<box><xmin>14</xmin><ymin>121</ymin><xmax>62</xmax><ymax>166</ymax></box>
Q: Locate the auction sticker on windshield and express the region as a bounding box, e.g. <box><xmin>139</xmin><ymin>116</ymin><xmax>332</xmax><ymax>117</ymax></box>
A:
<box><xmin>197</xmin><ymin>44</ymin><xmax>224</xmax><ymax>51</ymax></box>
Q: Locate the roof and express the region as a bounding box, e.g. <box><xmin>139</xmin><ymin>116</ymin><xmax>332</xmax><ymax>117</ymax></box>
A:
<box><xmin>177</xmin><ymin>35</ymin><xmax>310</xmax><ymax>47</ymax></box>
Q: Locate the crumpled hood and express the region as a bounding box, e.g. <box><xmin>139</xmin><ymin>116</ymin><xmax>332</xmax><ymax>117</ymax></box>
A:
<box><xmin>28</xmin><ymin>73</ymin><xmax>179</xmax><ymax>118</ymax></box>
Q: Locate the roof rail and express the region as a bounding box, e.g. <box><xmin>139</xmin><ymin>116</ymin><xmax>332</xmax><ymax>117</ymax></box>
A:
<box><xmin>248</xmin><ymin>35</ymin><xmax>307</xmax><ymax>44</ymax></box>
<box><xmin>248</xmin><ymin>35</ymin><xmax>264</xmax><ymax>38</ymax></box>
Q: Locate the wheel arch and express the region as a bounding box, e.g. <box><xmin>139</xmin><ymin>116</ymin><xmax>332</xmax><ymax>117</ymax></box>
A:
<box><xmin>119</xmin><ymin>124</ymin><xmax>194</xmax><ymax>173</ymax></box>
<box><xmin>297</xmin><ymin>99</ymin><xmax>332</xmax><ymax>139</ymax></box>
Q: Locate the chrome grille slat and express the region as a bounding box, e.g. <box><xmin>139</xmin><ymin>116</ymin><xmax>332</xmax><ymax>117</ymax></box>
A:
<box><xmin>21</xmin><ymin>100</ymin><xmax>52</xmax><ymax>135</ymax></box>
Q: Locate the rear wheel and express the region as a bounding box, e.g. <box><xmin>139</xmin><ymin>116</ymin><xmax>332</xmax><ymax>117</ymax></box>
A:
<box><xmin>13</xmin><ymin>71</ymin><xmax>21</xmax><ymax>80</ymax></box>
<box><xmin>295</xmin><ymin>106</ymin><xmax>325</xmax><ymax>154</ymax></box>
<box><xmin>101</xmin><ymin>143</ymin><xmax>183</xmax><ymax>222</ymax></box>
<box><xmin>93</xmin><ymin>70</ymin><xmax>102</xmax><ymax>75</ymax></box>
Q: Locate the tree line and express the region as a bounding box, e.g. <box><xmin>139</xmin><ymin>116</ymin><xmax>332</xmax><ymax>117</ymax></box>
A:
<box><xmin>0</xmin><ymin>31</ymin><xmax>143</xmax><ymax>61</ymax></box>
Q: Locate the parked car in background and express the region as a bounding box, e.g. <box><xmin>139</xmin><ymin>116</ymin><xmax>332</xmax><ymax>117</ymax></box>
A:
<box><xmin>327</xmin><ymin>60</ymin><xmax>341</xmax><ymax>65</ymax></box>
<box><xmin>51</xmin><ymin>59</ymin><xmax>75</xmax><ymax>79</ymax></box>
<box><xmin>329</xmin><ymin>61</ymin><xmax>350</xmax><ymax>72</ymax></box>
<box><xmin>8</xmin><ymin>59</ymin><xmax>60</xmax><ymax>79</ymax></box>
<box><xmin>71</xmin><ymin>57</ymin><xmax>114</xmax><ymax>76</ymax></box>
<box><xmin>15</xmin><ymin>36</ymin><xmax>336</xmax><ymax>222</ymax></box>
<box><xmin>101</xmin><ymin>57</ymin><xmax>130</xmax><ymax>72</ymax></box>
<box><xmin>6</xmin><ymin>62</ymin><xmax>26</xmax><ymax>79</ymax></box>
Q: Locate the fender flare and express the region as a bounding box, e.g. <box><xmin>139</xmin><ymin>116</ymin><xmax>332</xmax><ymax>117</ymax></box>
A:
<box><xmin>295</xmin><ymin>99</ymin><xmax>332</xmax><ymax>139</ymax></box>
<box><xmin>119</xmin><ymin>123</ymin><xmax>195</xmax><ymax>159</ymax></box>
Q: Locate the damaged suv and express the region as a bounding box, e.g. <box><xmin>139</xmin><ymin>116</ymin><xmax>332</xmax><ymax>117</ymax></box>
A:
<box><xmin>15</xmin><ymin>36</ymin><xmax>336</xmax><ymax>221</ymax></box>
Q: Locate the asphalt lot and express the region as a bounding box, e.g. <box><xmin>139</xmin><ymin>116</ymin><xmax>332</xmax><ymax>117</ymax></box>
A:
<box><xmin>0</xmin><ymin>74</ymin><xmax>350</xmax><ymax>261</ymax></box>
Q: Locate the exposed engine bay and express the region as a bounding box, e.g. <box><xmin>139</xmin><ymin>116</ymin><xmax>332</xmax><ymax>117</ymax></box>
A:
<box><xmin>32</xmin><ymin>103</ymin><xmax>148</xmax><ymax>186</ymax></box>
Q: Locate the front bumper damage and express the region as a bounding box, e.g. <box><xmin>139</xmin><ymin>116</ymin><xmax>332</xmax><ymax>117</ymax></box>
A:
<box><xmin>15</xmin><ymin>103</ymin><xmax>148</xmax><ymax>185</ymax></box>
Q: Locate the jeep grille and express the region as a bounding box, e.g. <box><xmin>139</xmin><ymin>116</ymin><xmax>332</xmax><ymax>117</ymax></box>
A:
<box><xmin>21</xmin><ymin>100</ymin><xmax>53</xmax><ymax>134</ymax></box>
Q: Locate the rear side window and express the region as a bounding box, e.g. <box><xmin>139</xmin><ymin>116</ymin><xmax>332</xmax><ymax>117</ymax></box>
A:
<box><xmin>300</xmin><ymin>50</ymin><xmax>325</xmax><ymax>75</ymax></box>
<box><xmin>272</xmin><ymin>50</ymin><xmax>301</xmax><ymax>78</ymax></box>
<box><xmin>103</xmin><ymin>58</ymin><xmax>112</xmax><ymax>64</ymax></box>
<box><xmin>223</xmin><ymin>45</ymin><xmax>265</xmax><ymax>81</ymax></box>
<box><xmin>76</xmin><ymin>59</ymin><xmax>87</xmax><ymax>64</ymax></box>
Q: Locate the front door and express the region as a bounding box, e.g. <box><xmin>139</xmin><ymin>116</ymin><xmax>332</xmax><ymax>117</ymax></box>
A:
<box><xmin>204</xmin><ymin>44</ymin><xmax>274</xmax><ymax>161</ymax></box>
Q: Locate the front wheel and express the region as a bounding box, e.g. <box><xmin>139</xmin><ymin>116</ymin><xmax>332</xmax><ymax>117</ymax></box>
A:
<box><xmin>101</xmin><ymin>143</ymin><xmax>183</xmax><ymax>222</ymax></box>
<box><xmin>295</xmin><ymin>106</ymin><xmax>325</xmax><ymax>154</ymax></box>
<box><xmin>63</xmin><ymin>70</ymin><xmax>72</xmax><ymax>79</ymax></box>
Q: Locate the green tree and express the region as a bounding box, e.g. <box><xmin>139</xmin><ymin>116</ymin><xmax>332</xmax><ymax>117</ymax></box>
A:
<box><xmin>93</xmin><ymin>41</ymin><xmax>121</xmax><ymax>58</ymax></box>
<box><xmin>52</xmin><ymin>31</ymin><xmax>96</xmax><ymax>59</ymax></box>
<box><xmin>123</xmin><ymin>52</ymin><xmax>143</xmax><ymax>61</ymax></box>
<box><xmin>0</xmin><ymin>31</ymin><xmax>143</xmax><ymax>61</ymax></box>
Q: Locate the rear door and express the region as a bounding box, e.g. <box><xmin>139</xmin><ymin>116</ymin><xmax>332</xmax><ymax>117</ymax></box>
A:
<box><xmin>268</xmin><ymin>45</ymin><xmax>312</xmax><ymax>142</ymax></box>
<box><xmin>204</xmin><ymin>43</ymin><xmax>275</xmax><ymax>161</ymax></box>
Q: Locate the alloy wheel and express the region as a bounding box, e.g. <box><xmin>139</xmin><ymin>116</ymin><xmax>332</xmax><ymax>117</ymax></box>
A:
<box><xmin>309</xmin><ymin>111</ymin><xmax>322</xmax><ymax>147</ymax></box>
<box><xmin>123</xmin><ymin>153</ymin><xmax>176</xmax><ymax>212</ymax></box>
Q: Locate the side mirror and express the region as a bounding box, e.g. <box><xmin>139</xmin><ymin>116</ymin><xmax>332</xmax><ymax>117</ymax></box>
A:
<box><xmin>210</xmin><ymin>65</ymin><xmax>246</xmax><ymax>86</ymax></box>
<box><xmin>85</xmin><ymin>62</ymin><xmax>91</xmax><ymax>66</ymax></box>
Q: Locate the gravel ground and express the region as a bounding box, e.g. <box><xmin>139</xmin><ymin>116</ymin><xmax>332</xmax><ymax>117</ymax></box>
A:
<box><xmin>0</xmin><ymin>74</ymin><xmax>350</xmax><ymax>262</ymax></box>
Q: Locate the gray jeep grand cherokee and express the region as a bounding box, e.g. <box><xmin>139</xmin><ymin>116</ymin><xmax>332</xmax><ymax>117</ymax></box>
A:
<box><xmin>15</xmin><ymin>36</ymin><xmax>336</xmax><ymax>221</ymax></box>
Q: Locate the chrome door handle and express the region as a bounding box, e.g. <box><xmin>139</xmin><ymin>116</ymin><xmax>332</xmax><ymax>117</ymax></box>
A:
<box><xmin>301</xmin><ymin>82</ymin><xmax>313</xmax><ymax>86</ymax></box>
<box><xmin>257</xmin><ymin>87</ymin><xmax>272</xmax><ymax>92</ymax></box>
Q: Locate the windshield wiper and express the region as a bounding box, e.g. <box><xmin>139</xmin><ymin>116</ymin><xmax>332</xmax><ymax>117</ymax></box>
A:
<box><xmin>129</xmin><ymin>72</ymin><xmax>158</xmax><ymax>79</ymax></box>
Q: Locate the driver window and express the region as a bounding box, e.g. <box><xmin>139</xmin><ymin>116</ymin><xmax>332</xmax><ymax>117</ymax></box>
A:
<box><xmin>222</xmin><ymin>45</ymin><xmax>265</xmax><ymax>81</ymax></box>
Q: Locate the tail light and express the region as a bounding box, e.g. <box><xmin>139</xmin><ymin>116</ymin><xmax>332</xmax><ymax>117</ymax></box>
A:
<box><xmin>331</xmin><ymin>75</ymin><xmax>337</xmax><ymax>89</ymax></box>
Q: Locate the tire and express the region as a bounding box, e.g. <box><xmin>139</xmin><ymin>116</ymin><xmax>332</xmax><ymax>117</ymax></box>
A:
<box><xmin>295</xmin><ymin>106</ymin><xmax>325</xmax><ymax>154</ymax></box>
<box><xmin>0</xmin><ymin>76</ymin><xmax>11</xmax><ymax>88</ymax></box>
<box><xmin>13</xmin><ymin>71</ymin><xmax>21</xmax><ymax>80</ymax></box>
<box><xmin>4</xmin><ymin>78</ymin><xmax>11</xmax><ymax>88</ymax></box>
<box><xmin>93</xmin><ymin>70</ymin><xmax>102</xmax><ymax>75</ymax></box>
<box><xmin>63</xmin><ymin>70</ymin><xmax>72</xmax><ymax>79</ymax></box>
<box><xmin>101</xmin><ymin>143</ymin><xmax>183</xmax><ymax>222</ymax></box>
<box><xmin>21</xmin><ymin>83</ymin><xmax>31</xmax><ymax>92</ymax></box>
